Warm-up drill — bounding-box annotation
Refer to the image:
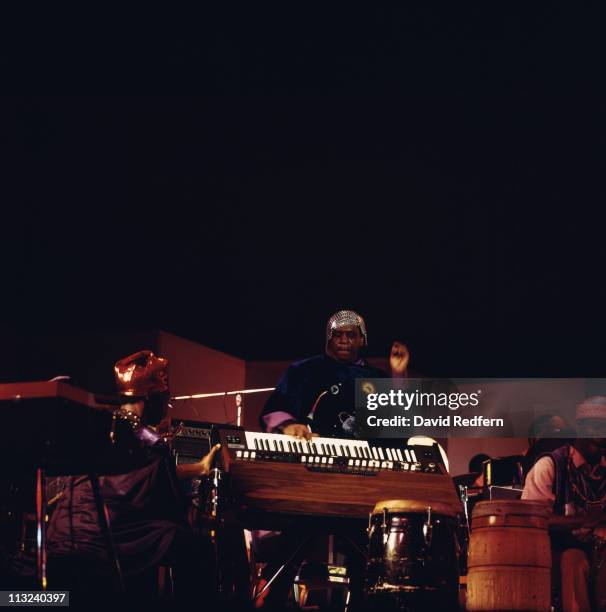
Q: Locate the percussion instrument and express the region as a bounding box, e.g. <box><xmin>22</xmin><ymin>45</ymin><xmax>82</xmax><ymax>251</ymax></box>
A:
<box><xmin>364</xmin><ymin>499</ymin><xmax>460</xmax><ymax>611</ymax></box>
<box><xmin>466</xmin><ymin>500</ymin><xmax>551</xmax><ymax>611</ymax></box>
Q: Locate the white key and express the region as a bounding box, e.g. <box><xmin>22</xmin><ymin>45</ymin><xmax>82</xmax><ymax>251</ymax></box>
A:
<box><xmin>396</xmin><ymin>449</ymin><xmax>404</xmax><ymax>462</ymax></box>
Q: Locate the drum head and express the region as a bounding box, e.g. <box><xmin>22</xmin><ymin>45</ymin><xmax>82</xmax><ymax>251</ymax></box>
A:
<box><xmin>372</xmin><ymin>499</ymin><xmax>458</xmax><ymax>518</ymax></box>
<box><xmin>472</xmin><ymin>499</ymin><xmax>550</xmax><ymax>520</ymax></box>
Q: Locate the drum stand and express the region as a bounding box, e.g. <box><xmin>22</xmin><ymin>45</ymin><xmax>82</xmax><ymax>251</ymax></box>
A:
<box><xmin>252</xmin><ymin>531</ymin><xmax>366</xmax><ymax>610</ymax></box>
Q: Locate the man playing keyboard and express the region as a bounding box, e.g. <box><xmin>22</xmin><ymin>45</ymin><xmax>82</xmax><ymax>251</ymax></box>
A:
<box><xmin>260</xmin><ymin>309</ymin><xmax>409</xmax><ymax>439</ymax></box>
<box><xmin>255</xmin><ymin>310</ymin><xmax>409</xmax><ymax>610</ymax></box>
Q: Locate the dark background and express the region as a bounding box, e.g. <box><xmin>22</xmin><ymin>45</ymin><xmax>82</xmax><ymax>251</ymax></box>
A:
<box><xmin>1</xmin><ymin>5</ymin><xmax>605</xmax><ymax>378</ymax></box>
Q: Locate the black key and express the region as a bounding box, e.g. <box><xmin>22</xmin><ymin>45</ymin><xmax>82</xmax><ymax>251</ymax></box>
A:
<box><xmin>321</xmin><ymin>443</ymin><xmax>326</xmax><ymax>454</ymax></box>
<box><xmin>363</xmin><ymin>447</ymin><xmax>370</xmax><ymax>459</ymax></box>
<box><xmin>356</xmin><ymin>447</ymin><xmax>362</xmax><ymax>458</ymax></box>
<box><xmin>331</xmin><ymin>444</ymin><xmax>337</xmax><ymax>456</ymax></box>
<box><xmin>264</xmin><ymin>439</ymin><xmax>269</xmax><ymax>451</ymax></box>
<box><xmin>255</xmin><ymin>439</ymin><xmax>260</xmax><ymax>450</ymax></box>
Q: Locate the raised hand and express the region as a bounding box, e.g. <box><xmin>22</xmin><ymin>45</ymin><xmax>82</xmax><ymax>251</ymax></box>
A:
<box><xmin>389</xmin><ymin>340</ymin><xmax>410</xmax><ymax>376</ymax></box>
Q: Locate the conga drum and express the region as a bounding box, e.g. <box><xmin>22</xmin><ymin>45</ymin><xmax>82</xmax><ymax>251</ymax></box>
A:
<box><xmin>466</xmin><ymin>500</ymin><xmax>551</xmax><ymax>611</ymax></box>
<box><xmin>365</xmin><ymin>499</ymin><xmax>460</xmax><ymax>611</ymax></box>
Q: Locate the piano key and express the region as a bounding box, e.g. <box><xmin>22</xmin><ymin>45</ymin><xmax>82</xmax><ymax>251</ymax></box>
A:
<box><xmin>396</xmin><ymin>449</ymin><xmax>404</xmax><ymax>462</ymax></box>
<box><xmin>386</xmin><ymin>448</ymin><xmax>393</xmax><ymax>461</ymax></box>
<box><xmin>371</xmin><ymin>447</ymin><xmax>379</xmax><ymax>460</ymax></box>
<box><xmin>378</xmin><ymin>447</ymin><xmax>385</xmax><ymax>460</ymax></box>
<box><xmin>411</xmin><ymin>449</ymin><xmax>418</xmax><ymax>463</ymax></box>
<box><xmin>404</xmin><ymin>449</ymin><xmax>412</xmax><ymax>462</ymax></box>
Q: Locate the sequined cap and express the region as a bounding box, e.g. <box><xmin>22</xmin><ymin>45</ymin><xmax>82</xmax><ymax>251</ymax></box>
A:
<box><xmin>326</xmin><ymin>310</ymin><xmax>367</xmax><ymax>346</ymax></box>
<box><xmin>576</xmin><ymin>396</ymin><xmax>606</xmax><ymax>421</ymax></box>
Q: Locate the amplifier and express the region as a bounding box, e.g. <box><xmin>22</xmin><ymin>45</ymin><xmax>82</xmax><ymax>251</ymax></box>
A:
<box><xmin>171</xmin><ymin>419</ymin><xmax>214</xmax><ymax>465</ymax></box>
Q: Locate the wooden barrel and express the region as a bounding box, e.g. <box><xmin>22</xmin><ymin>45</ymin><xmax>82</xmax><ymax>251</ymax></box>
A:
<box><xmin>466</xmin><ymin>500</ymin><xmax>551</xmax><ymax>611</ymax></box>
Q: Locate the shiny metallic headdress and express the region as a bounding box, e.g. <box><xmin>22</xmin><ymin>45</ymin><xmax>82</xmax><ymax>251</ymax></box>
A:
<box><xmin>114</xmin><ymin>350</ymin><xmax>169</xmax><ymax>397</ymax></box>
<box><xmin>326</xmin><ymin>310</ymin><xmax>368</xmax><ymax>346</ymax></box>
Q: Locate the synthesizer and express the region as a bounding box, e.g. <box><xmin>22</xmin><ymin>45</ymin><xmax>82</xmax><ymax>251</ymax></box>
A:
<box><xmin>215</xmin><ymin>428</ymin><xmax>461</xmax><ymax>523</ymax></box>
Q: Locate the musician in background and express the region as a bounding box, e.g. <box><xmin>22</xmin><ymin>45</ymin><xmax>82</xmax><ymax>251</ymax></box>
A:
<box><xmin>46</xmin><ymin>350</ymin><xmax>220</xmax><ymax>608</ymax></box>
<box><xmin>522</xmin><ymin>397</ymin><xmax>606</xmax><ymax>612</ymax></box>
<box><xmin>260</xmin><ymin>309</ymin><xmax>409</xmax><ymax>438</ymax></box>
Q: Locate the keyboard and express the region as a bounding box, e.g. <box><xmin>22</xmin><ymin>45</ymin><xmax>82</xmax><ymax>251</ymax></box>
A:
<box><xmin>215</xmin><ymin>428</ymin><xmax>460</xmax><ymax>523</ymax></box>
